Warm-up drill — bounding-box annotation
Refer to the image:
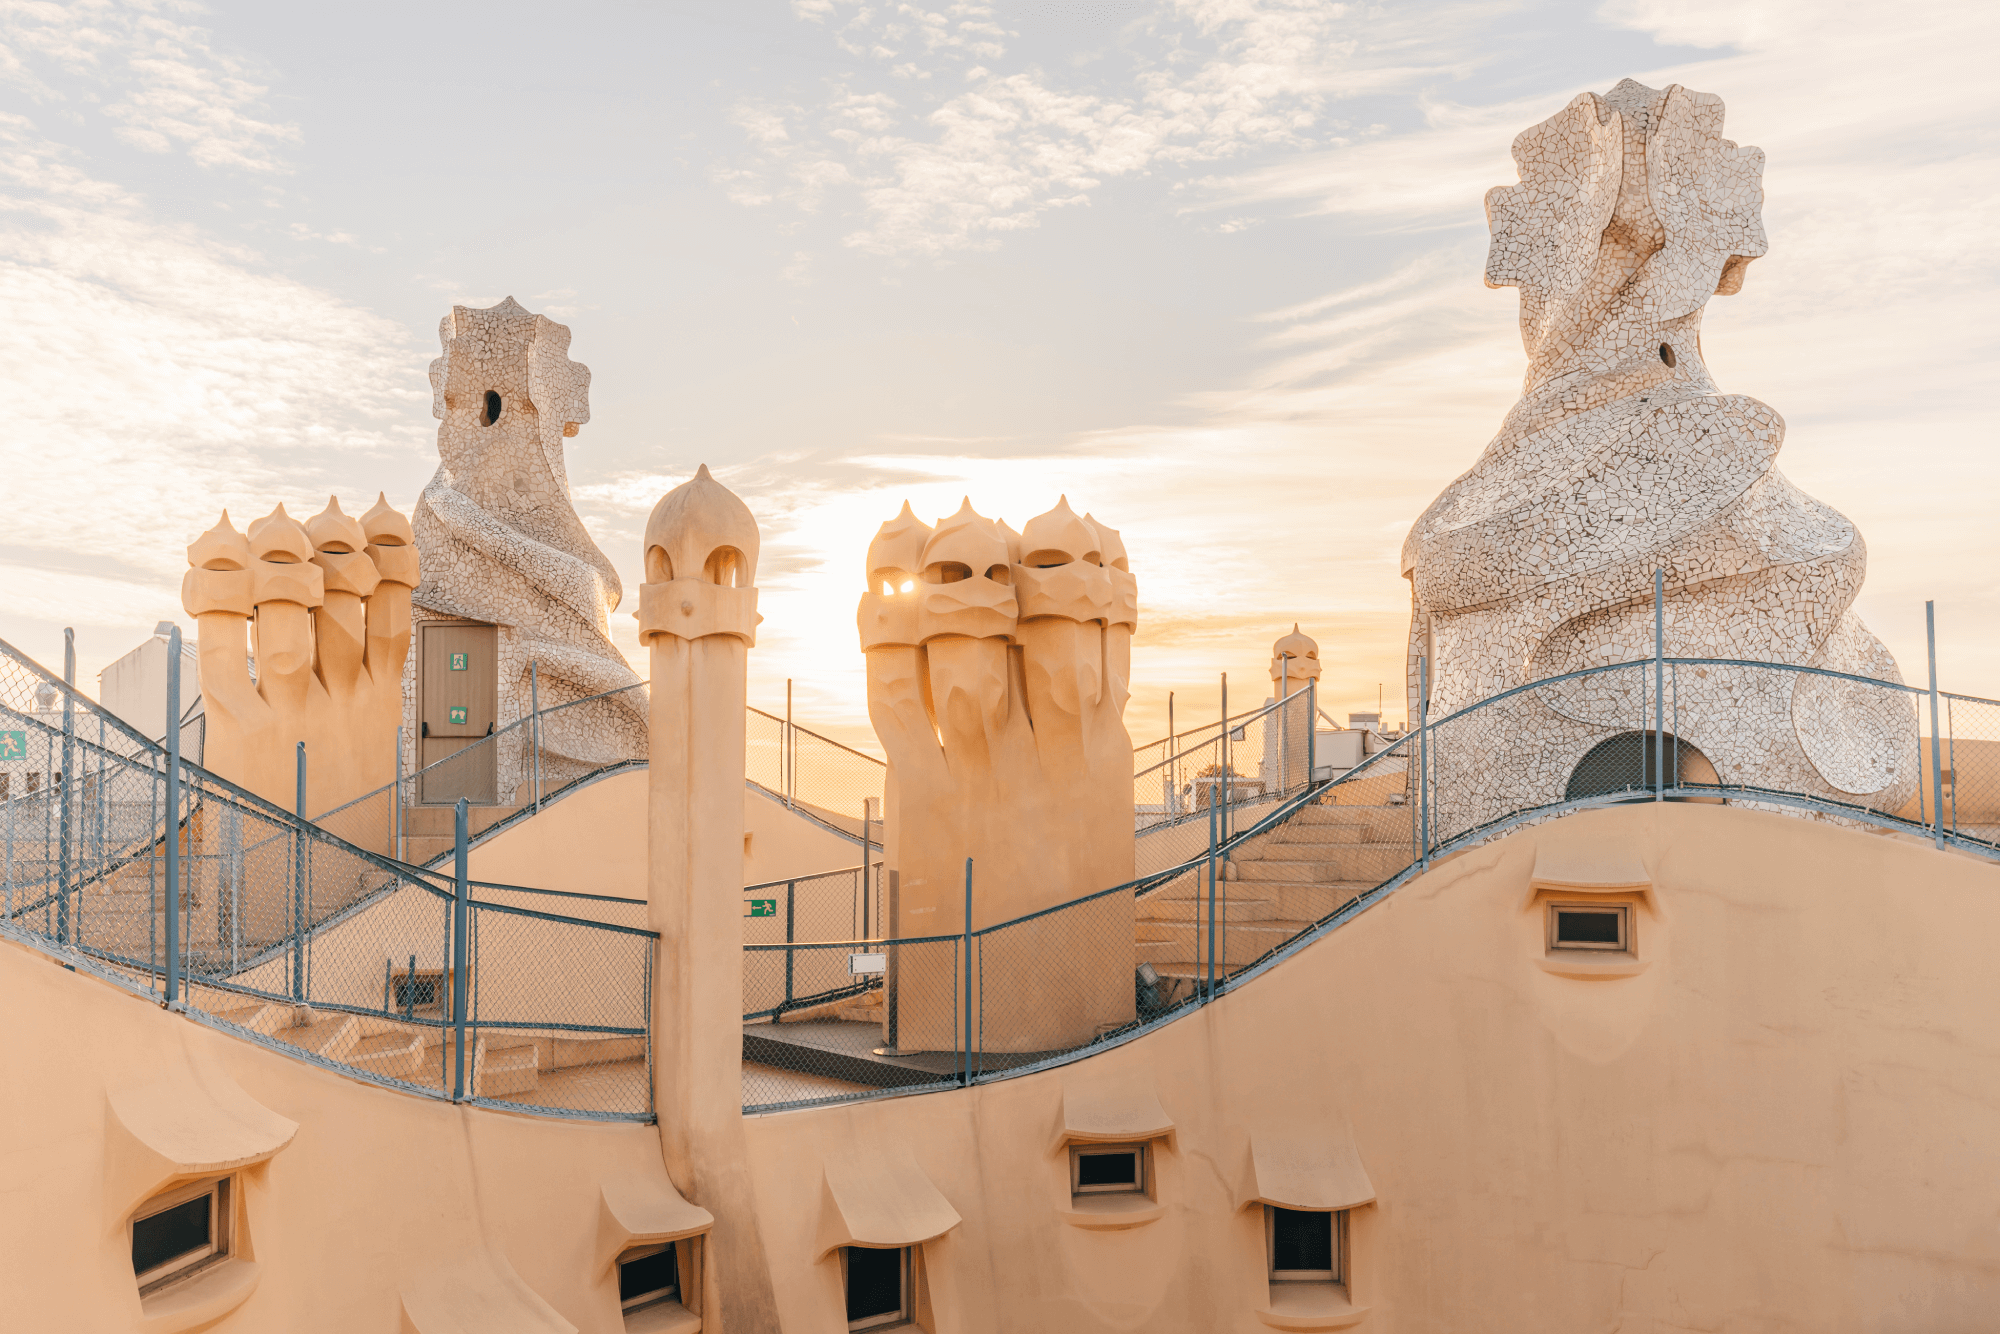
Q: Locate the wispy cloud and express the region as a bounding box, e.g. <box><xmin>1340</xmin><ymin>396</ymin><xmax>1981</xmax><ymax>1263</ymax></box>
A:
<box><xmin>0</xmin><ymin>117</ymin><xmax>429</xmax><ymax>651</ymax></box>
<box><xmin>729</xmin><ymin>0</ymin><xmax>1487</xmax><ymax>256</ymax></box>
<box><xmin>0</xmin><ymin>0</ymin><xmax>301</xmax><ymax>172</ymax></box>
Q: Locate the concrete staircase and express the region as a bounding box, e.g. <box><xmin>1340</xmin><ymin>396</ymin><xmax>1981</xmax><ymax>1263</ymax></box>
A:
<box><xmin>1135</xmin><ymin>797</ymin><xmax>1415</xmax><ymax>991</ymax></box>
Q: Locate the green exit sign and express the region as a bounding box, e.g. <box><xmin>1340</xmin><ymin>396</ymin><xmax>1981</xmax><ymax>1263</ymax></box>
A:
<box><xmin>448</xmin><ymin>706</ymin><xmax>468</xmax><ymax>725</ymax></box>
<box><xmin>745</xmin><ymin>899</ymin><xmax>776</xmax><ymax>918</ymax></box>
<box><xmin>449</xmin><ymin>652</ymin><xmax>469</xmax><ymax>671</ymax></box>
<box><xmin>0</xmin><ymin>731</ymin><xmax>24</xmax><ymax>761</ymax></box>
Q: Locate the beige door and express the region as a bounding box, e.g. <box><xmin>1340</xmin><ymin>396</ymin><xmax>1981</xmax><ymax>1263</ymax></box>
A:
<box><xmin>419</xmin><ymin>622</ymin><xmax>499</xmax><ymax>805</ymax></box>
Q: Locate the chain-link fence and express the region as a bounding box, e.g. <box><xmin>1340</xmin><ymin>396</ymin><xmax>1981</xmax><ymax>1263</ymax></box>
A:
<box><xmin>742</xmin><ymin>651</ymin><xmax>1996</xmax><ymax>1115</ymax></box>
<box><xmin>742</xmin><ymin>862</ymin><xmax>886</xmax><ymax>1021</ymax></box>
<box><xmin>0</xmin><ymin>636</ymin><xmax>656</xmax><ymax>1122</ymax></box>
<box><xmin>747</xmin><ymin>706</ymin><xmax>885</xmax><ymax>841</ymax></box>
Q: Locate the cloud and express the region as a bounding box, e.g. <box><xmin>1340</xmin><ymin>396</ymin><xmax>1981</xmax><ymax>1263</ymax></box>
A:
<box><xmin>0</xmin><ymin>0</ymin><xmax>301</xmax><ymax>173</ymax></box>
<box><xmin>0</xmin><ymin>119</ymin><xmax>430</xmax><ymax>664</ymax></box>
<box><xmin>729</xmin><ymin>0</ymin><xmax>1488</xmax><ymax>256</ymax></box>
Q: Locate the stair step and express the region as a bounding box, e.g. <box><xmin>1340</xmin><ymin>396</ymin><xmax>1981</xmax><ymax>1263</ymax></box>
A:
<box><xmin>478</xmin><ymin>1042</ymin><xmax>540</xmax><ymax>1097</ymax></box>
<box><xmin>1138</xmin><ymin>896</ymin><xmax>1277</xmax><ymax>922</ymax></box>
<box><xmin>348</xmin><ymin>1031</ymin><xmax>428</xmax><ymax>1081</ymax></box>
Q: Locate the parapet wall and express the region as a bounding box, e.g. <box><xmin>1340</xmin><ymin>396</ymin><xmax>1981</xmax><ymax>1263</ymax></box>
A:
<box><xmin>6</xmin><ymin>802</ymin><xmax>1997</xmax><ymax>1331</ymax></box>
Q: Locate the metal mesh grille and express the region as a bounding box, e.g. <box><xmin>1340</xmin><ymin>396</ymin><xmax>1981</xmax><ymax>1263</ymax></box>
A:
<box><xmin>0</xmin><ymin>637</ymin><xmax>656</xmax><ymax>1122</ymax></box>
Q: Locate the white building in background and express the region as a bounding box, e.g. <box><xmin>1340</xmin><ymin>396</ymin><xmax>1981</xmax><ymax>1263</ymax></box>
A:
<box><xmin>96</xmin><ymin>622</ymin><xmax>202</xmax><ymax>744</ymax></box>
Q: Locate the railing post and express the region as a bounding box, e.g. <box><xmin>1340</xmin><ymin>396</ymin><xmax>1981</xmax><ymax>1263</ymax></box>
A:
<box><xmin>785</xmin><ymin>678</ymin><xmax>795</xmax><ymax>809</ymax></box>
<box><xmin>1418</xmin><ymin>657</ymin><xmax>1431</xmax><ymax>870</ymax></box>
<box><xmin>1220</xmin><ymin>671</ymin><xmax>1229</xmax><ymax>841</ymax></box>
<box><xmin>529</xmin><ymin>660</ymin><xmax>541</xmax><ymax>811</ymax></box>
<box><xmin>58</xmin><ymin>628</ymin><xmax>73</xmax><ymax>944</ymax></box>
<box><xmin>293</xmin><ymin>742</ymin><xmax>306</xmax><ymax>1002</ymax></box>
<box><xmin>1307</xmin><ymin>678</ymin><xmax>1316</xmax><ymax>788</ymax></box>
<box><xmin>784</xmin><ymin>880</ymin><xmax>796</xmax><ymax>1008</ymax></box>
<box><xmin>1927</xmin><ymin>602</ymin><xmax>1945</xmax><ymax>850</ymax></box>
<box><xmin>453</xmin><ymin>798</ymin><xmax>470</xmax><ymax>1100</ymax></box>
<box><xmin>1167</xmin><ymin>691</ymin><xmax>1176</xmax><ymax>815</ymax></box>
<box><xmin>394</xmin><ymin>726</ymin><xmax>404</xmax><ymax>862</ymax></box>
<box><xmin>1206</xmin><ymin>793</ymin><xmax>1219</xmax><ymax>1001</ymax></box>
<box><xmin>164</xmin><ymin>627</ymin><xmax>182</xmax><ymax>1005</ymax></box>
<box><xmin>1654</xmin><ymin>569</ymin><xmax>1666</xmax><ymax>801</ymax></box>
<box><xmin>962</xmin><ymin>857</ymin><xmax>974</xmax><ymax>1086</ymax></box>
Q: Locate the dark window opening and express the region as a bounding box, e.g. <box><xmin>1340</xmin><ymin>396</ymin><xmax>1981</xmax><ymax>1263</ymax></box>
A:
<box><xmin>133</xmin><ymin>1195</ymin><xmax>210</xmax><ymax>1277</ymax></box>
<box><xmin>844</xmin><ymin>1245</ymin><xmax>907</xmax><ymax>1329</ymax></box>
<box><xmin>1071</xmin><ymin>1142</ymin><xmax>1147</xmax><ymax>1195</ymax></box>
<box><xmin>1550</xmin><ymin>903</ymin><xmax>1629</xmax><ymax>952</ymax></box>
<box><xmin>1659</xmin><ymin>342</ymin><xmax>1677</xmax><ymax>367</ymax></box>
<box><xmin>1077</xmin><ymin>1151</ymin><xmax>1137</xmax><ymax>1189</ymax></box>
<box><xmin>924</xmin><ymin>561</ymin><xmax>972</xmax><ymax>584</ymax></box>
<box><xmin>1270</xmin><ymin>1207</ymin><xmax>1335</xmax><ymax>1276</ymax></box>
<box><xmin>619</xmin><ymin>1244</ymin><xmax>679</xmax><ymax>1311</ymax></box>
<box><xmin>394</xmin><ymin>975</ymin><xmax>438</xmax><ymax>1010</ymax></box>
<box><xmin>132</xmin><ymin>1178</ymin><xmax>228</xmax><ymax>1292</ymax></box>
<box><xmin>481</xmin><ymin>390</ymin><xmax>503</xmax><ymax>426</ymax></box>
<box><xmin>1555</xmin><ymin>909</ymin><xmax>1621</xmax><ymax>944</ymax></box>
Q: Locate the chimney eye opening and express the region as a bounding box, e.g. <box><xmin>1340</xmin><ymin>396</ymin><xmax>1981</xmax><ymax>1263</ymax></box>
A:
<box><xmin>481</xmin><ymin>391</ymin><xmax>503</xmax><ymax>426</ymax></box>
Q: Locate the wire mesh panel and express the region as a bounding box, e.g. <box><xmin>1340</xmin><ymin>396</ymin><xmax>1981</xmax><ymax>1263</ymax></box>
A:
<box><xmin>0</xmin><ymin>636</ymin><xmax>657</xmax><ymax>1122</ymax></box>
<box><xmin>463</xmin><ymin>900</ymin><xmax>654</xmax><ymax>1117</ymax></box>
<box><xmin>742</xmin><ymin>935</ymin><xmax>963</xmax><ymax>1112</ymax></box>
<box><xmin>742</xmin><ymin>863</ymin><xmax>885</xmax><ymax>1019</ymax></box>
<box><xmin>1939</xmin><ymin>693</ymin><xmax>2000</xmax><ymax>848</ymax></box>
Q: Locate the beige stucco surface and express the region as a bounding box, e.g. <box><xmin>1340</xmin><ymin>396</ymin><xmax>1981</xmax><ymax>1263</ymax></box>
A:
<box><xmin>737</xmin><ymin>801</ymin><xmax>2000</xmax><ymax>1333</ymax></box>
<box><xmin>0</xmin><ymin>932</ymin><xmax>679</xmax><ymax>1334</ymax></box>
<box><xmin>457</xmin><ymin>771</ymin><xmax>858</xmax><ymax>898</ymax></box>
<box><xmin>8</xmin><ymin>800</ymin><xmax>1995</xmax><ymax>1331</ymax></box>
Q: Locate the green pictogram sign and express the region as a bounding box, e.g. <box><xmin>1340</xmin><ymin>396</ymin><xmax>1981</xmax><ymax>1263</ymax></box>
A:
<box><xmin>449</xmin><ymin>652</ymin><xmax>469</xmax><ymax>671</ymax></box>
<box><xmin>0</xmin><ymin>731</ymin><xmax>24</xmax><ymax>761</ymax></box>
<box><xmin>448</xmin><ymin>706</ymin><xmax>468</xmax><ymax>725</ymax></box>
<box><xmin>746</xmin><ymin>899</ymin><xmax>777</xmax><ymax>918</ymax></box>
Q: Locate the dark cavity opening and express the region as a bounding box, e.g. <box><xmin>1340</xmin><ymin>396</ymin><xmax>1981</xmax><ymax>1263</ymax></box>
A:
<box><xmin>1659</xmin><ymin>343</ymin><xmax>1676</xmax><ymax>367</ymax></box>
<box><xmin>1555</xmin><ymin>909</ymin><xmax>1622</xmax><ymax>945</ymax></box>
<box><xmin>482</xmin><ymin>390</ymin><xmax>503</xmax><ymax>426</ymax></box>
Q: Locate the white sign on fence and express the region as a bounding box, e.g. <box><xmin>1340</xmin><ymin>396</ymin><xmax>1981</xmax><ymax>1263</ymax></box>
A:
<box><xmin>848</xmin><ymin>953</ymin><xmax>887</xmax><ymax>976</ymax></box>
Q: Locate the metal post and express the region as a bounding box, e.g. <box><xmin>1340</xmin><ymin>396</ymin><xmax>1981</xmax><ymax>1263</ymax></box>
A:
<box><xmin>785</xmin><ymin>679</ymin><xmax>795</xmax><ymax>808</ymax></box>
<box><xmin>784</xmin><ymin>879</ymin><xmax>796</xmax><ymax>1007</ymax></box>
<box><xmin>961</xmin><ymin>857</ymin><xmax>974</xmax><ymax>1085</ymax></box>
<box><xmin>1654</xmin><ymin>569</ymin><xmax>1665</xmax><ymax>800</ymax></box>
<box><xmin>1308</xmin><ymin>678</ymin><xmax>1317</xmax><ymax>786</ymax></box>
<box><xmin>1220</xmin><ymin>672</ymin><xmax>1229</xmax><ymax>841</ymax></box>
<box><xmin>1167</xmin><ymin>691</ymin><xmax>1176</xmax><ymax>815</ymax></box>
<box><xmin>293</xmin><ymin>742</ymin><xmax>306</xmax><ymax>1002</ymax></box>
<box><xmin>529</xmin><ymin>660</ymin><xmax>541</xmax><ymax>811</ymax></box>
<box><xmin>1206</xmin><ymin>793</ymin><xmax>1219</xmax><ymax>1001</ymax></box>
<box><xmin>164</xmin><ymin>628</ymin><xmax>182</xmax><ymax>1005</ymax></box>
<box><xmin>860</xmin><ymin>802</ymin><xmax>873</xmax><ymax>937</ymax></box>
<box><xmin>59</xmin><ymin>628</ymin><xmax>74</xmax><ymax>944</ymax></box>
<box><xmin>1927</xmin><ymin>602</ymin><xmax>1945</xmax><ymax>850</ymax></box>
<box><xmin>394</xmin><ymin>726</ymin><xmax>404</xmax><ymax>862</ymax></box>
<box><xmin>1418</xmin><ymin>657</ymin><xmax>1431</xmax><ymax>870</ymax></box>
<box><xmin>453</xmin><ymin>798</ymin><xmax>470</xmax><ymax>1100</ymax></box>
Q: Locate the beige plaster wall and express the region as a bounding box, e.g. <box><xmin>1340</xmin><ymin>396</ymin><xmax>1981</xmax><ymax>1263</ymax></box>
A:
<box><xmin>460</xmin><ymin>771</ymin><xmax>858</xmax><ymax>898</ymax></box>
<box><xmin>0</xmin><ymin>933</ymin><xmax>678</xmax><ymax>1334</ymax></box>
<box><xmin>740</xmin><ymin>802</ymin><xmax>2000</xmax><ymax>1333</ymax></box>
<box><xmin>6</xmin><ymin>803</ymin><xmax>1996</xmax><ymax>1332</ymax></box>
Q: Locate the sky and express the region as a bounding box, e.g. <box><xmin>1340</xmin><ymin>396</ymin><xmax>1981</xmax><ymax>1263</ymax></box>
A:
<box><xmin>1</xmin><ymin>0</ymin><xmax>1994</xmax><ymax>753</ymax></box>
